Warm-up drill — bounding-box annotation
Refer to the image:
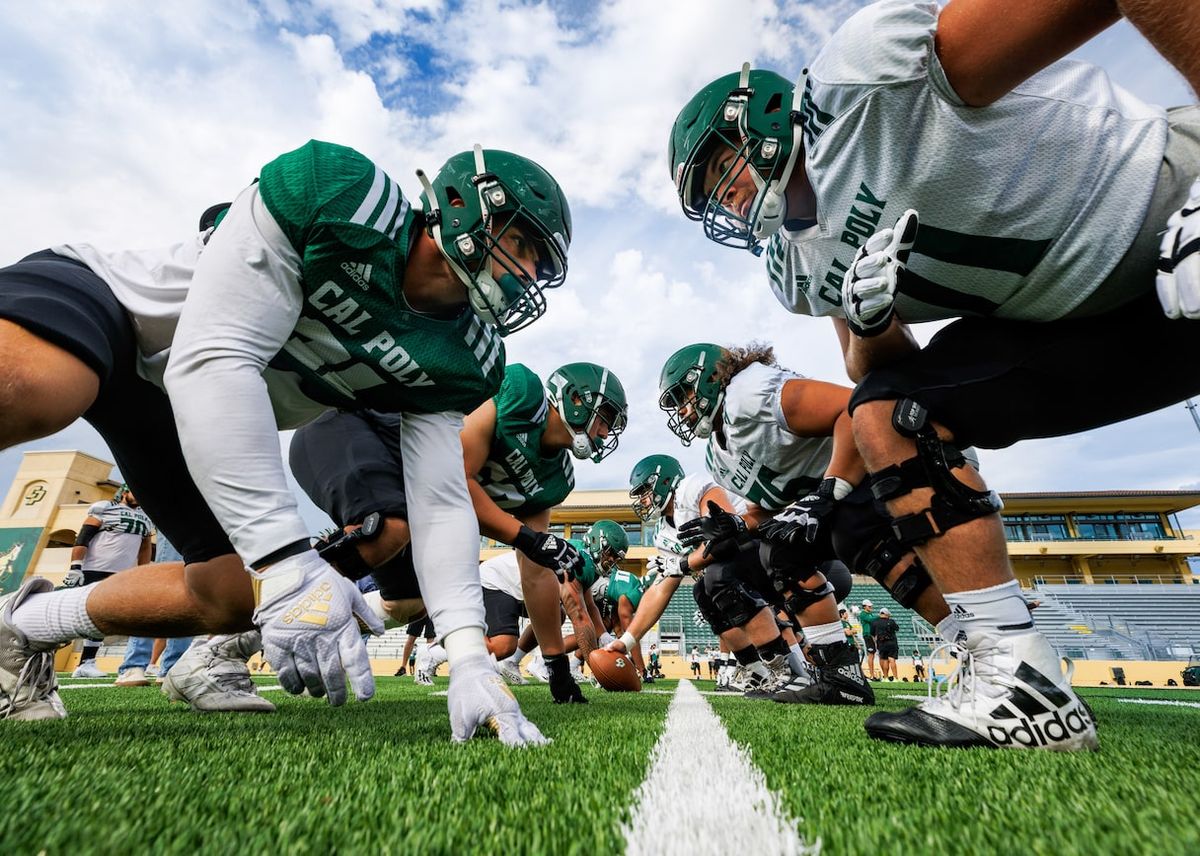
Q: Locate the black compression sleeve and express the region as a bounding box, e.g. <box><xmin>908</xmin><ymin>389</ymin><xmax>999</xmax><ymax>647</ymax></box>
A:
<box><xmin>74</xmin><ymin>524</ymin><xmax>100</xmax><ymax>548</ymax></box>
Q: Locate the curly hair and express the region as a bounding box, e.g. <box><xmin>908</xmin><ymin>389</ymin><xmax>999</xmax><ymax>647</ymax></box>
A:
<box><xmin>714</xmin><ymin>342</ymin><xmax>778</xmax><ymax>387</ymax></box>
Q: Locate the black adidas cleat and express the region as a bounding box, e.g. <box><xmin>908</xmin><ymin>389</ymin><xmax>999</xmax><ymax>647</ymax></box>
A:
<box><xmin>772</xmin><ymin>641</ymin><xmax>874</xmax><ymax>705</ymax></box>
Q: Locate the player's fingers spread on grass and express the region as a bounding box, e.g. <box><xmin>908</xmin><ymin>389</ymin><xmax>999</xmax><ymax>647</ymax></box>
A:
<box><xmin>272</xmin><ymin>650</ymin><xmax>305</xmax><ymax>695</ymax></box>
<box><xmin>495</xmin><ymin>712</ymin><xmax>550</xmax><ymax>748</ymax></box>
<box><xmin>338</xmin><ymin>631</ymin><xmax>376</xmax><ymax>703</ymax></box>
<box><xmin>345</xmin><ymin>582</ymin><xmax>385</xmax><ymax>636</ymax></box>
<box><xmin>316</xmin><ymin>639</ymin><xmax>349</xmax><ymax>706</ymax></box>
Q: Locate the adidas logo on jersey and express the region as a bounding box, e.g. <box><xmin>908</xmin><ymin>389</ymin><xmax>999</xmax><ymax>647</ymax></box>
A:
<box><xmin>952</xmin><ymin>603</ymin><xmax>975</xmax><ymax>621</ymax></box>
<box><xmin>340</xmin><ymin>261</ymin><xmax>373</xmax><ymax>291</ymax></box>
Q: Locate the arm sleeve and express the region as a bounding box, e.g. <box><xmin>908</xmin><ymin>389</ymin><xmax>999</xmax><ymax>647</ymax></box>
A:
<box><xmin>163</xmin><ymin>183</ymin><xmax>311</xmax><ymax>566</ymax></box>
<box><xmin>400</xmin><ymin>410</ymin><xmax>487</xmax><ymax>638</ymax></box>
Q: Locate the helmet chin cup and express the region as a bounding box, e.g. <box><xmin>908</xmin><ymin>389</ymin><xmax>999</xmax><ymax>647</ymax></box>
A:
<box><xmin>569</xmin><ymin>433</ymin><xmax>593</xmax><ymax>461</ymax></box>
<box><xmin>753</xmin><ymin>185</ymin><xmax>786</xmax><ymax>240</ymax></box>
<box><xmin>693</xmin><ymin>412</ymin><xmax>715</xmax><ymax>440</ymax></box>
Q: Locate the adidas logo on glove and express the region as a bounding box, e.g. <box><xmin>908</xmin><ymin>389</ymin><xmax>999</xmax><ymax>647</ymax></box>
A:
<box><xmin>281</xmin><ymin>581</ymin><xmax>334</xmax><ymax>627</ymax></box>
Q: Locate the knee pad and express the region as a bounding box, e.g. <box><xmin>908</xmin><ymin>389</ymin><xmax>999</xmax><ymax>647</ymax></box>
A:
<box><xmin>758</xmin><ymin>540</ymin><xmax>822</xmax><ymax>595</ymax></box>
<box><xmin>870</xmin><ymin>399</ymin><xmax>1003</xmax><ymax>547</ymax></box>
<box><xmin>782</xmin><ymin>579</ymin><xmax>835</xmax><ymax>616</ymax></box>
<box><xmin>711</xmin><ymin>583</ymin><xmax>764</xmax><ymax>630</ymax></box>
<box><xmin>315</xmin><ymin>511</ymin><xmax>383</xmax><ymax>580</ymax></box>
<box><xmin>692</xmin><ymin>582</ymin><xmax>731</xmax><ymax>634</ymax></box>
<box><xmin>817</xmin><ymin>560</ymin><xmax>853</xmax><ymax>604</ymax></box>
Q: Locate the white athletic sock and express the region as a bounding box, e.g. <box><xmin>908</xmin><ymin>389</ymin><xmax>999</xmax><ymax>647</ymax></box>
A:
<box><xmin>804</xmin><ymin>620</ymin><xmax>844</xmax><ymax>647</ymax></box>
<box><xmin>748</xmin><ymin>660</ymin><xmax>771</xmax><ymax>679</ymax></box>
<box><xmin>10</xmin><ymin>587</ymin><xmax>101</xmax><ymax>644</ymax></box>
<box><xmin>944</xmin><ymin>580</ymin><xmax>1032</xmax><ymax>636</ymax></box>
<box><xmin>442</xmin><ymin>626</ymin><xmax>487</xmax><ymax>665</ymax></box>
<box><xmin>506</xmin><ymin>645</ymin><xmax>529</xmax><ymax>665</ymax></box>
<box><xmin>936</xmin><ymin>613</ymin><xmax>964</xmax><ymax>644</ymax></box>
<box><xmin>787</xmin><ymin>644</ymin><xmax>807</xmax><ymax>676</ymax></box>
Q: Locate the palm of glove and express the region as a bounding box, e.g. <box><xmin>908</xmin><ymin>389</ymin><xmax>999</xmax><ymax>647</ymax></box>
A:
<box><xmin>1158</xmin><ymin>177</ymin><xmax>1200</xmax><ymax>320</ymax></box>
<box><xmin>448</xmin><ymin>655</ymin><xmax>549</xmax><ymax>747</ymax></box>
<box><xmin>678</xmin><ymin>501</ymin><xmax>748</xmax><ymax>560</ymax></box>
<box><xmin>647</xmin><ymin>554</ymin><xmax>688</xmax><ymax>579</ymax></box>
<box><xmin>253</xmin><ymin>551</ymin><xmax>384</xmax><ymax>706</ymax></box>
<box><xmin>759</xmin><ymin>492</ymin><xmax>834</xmax><ymax>546</ymax></box>
<box><xmin>842</xmin><ymin>209</ymin><xmax>919</xmax><ymax>336</ymax></box>
<box><xmin>63</xmin><ymin>568</ymin><xmax>84</xmax><ymax>588</ymax></box>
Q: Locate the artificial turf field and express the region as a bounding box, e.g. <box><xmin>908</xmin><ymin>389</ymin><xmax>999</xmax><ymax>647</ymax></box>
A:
<box><xmin>0</xmin><ymin>676</ymin><xmax>1196</xmax><ymax>855</ymax></box>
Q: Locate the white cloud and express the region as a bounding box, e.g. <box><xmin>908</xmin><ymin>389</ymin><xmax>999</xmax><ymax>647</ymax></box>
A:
<box><xmin>0</xmin><ymin>0</ymin><xmax>1197</xmax><ymax>536</ymax></box>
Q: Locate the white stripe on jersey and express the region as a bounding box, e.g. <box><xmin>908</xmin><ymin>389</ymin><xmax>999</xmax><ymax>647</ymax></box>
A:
<box><xmin>480</xmin><ymin>337</ymin><xmax>502</xmax><ymax>376</ymax></box>
<box><xmin>372</xmin><ymin>178</ymin><xmax>400</xmax><ymax>236</ymax></box>
<box><xmin>349</xmin><ymin>166</ymin><xmax>386</xmax><ymax>227</ymax></box>
<box><xmin>388</xmin><ymin>198</ymin><xmax>411</xmax><ymax>239</ymax></box>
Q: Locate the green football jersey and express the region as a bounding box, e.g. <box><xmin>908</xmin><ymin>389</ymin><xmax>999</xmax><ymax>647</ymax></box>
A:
<box><xmin>475</xmin><ymin>363</ymin><xmax>575</xmax><ymax>516</ymax></box>
<box><xmin>859</xmin><ymin>610</ymin><xmax>879</xmax><ymax>640</ymax></box>
<box><xmin>568</xmin><ymin>538</ymin><xmax>599</xmax><ymax>589</ymax></box>
<box><xmin>257</xmin><ymin>140</ymin><xmax>505</xmax><ymax>415</ymax></box>
<box><xmin>605</xmin><ymin>569</ymin><xmax>645</xmax><ymax>610</ymax></box>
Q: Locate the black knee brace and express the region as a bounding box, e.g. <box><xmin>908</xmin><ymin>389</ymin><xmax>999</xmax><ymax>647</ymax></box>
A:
<box><xmin>315</xmin><ymin>511</ymin><xmax>383</xmax><ymax>580</ymax></box>
<box><xmin>870</xmin><ymin>399</ymin><xmax>1003</xmax><ymax>547</ymax></box>
<box><xmin>692</xmin><ymin>582</ymin><xmax>730</xmax><ymax>634</ymax></box>
<box><xmin>857</xmin><ymin>532</ymin><xmax>933</xmax><ymax>610</ymax></box>
<box><xmin>712</xmin><ymin>583</ymin><xmax>764</xmax><ymax>630</ymax></box>
<box><xmin>782</xmin><ymin>579</ymin><xmax>835</xmax><ymax>616</ymax></box>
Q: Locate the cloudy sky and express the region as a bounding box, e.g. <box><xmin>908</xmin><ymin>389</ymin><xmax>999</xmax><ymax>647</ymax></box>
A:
<box><xmin>1</xmin><ymin>0</ymin><xmax>1198</xmax><ymax>532</ymax></box>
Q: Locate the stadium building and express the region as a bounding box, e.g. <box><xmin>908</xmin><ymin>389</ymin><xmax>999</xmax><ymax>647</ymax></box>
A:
<box><xmin>3</xmin><ymin>450</ymin><xmax>1199</xmax><ymax>686</ymax></box>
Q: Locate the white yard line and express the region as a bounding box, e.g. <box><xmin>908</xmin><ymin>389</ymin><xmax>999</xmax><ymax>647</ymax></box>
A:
<box><xmin>622</xmin><ymin>680</ymin><xmax>818</xmax><ymax>856</ymax></box>
<box><xmin>1115</xmin><ymin>697</ymin><xmax>1200</xmax><ymax>710</ymax></box>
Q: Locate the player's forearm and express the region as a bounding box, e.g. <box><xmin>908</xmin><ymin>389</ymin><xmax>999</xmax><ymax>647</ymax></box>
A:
<box><xmin>826</xmin><ymin>410</ymin><xmax>866</xmax><ymax>486</ymax></box>
<box><xmin>842</xmin><ymin>319</ymin><xmax>919</xmax><ymax>382</ymax></box>
<box><xmin>1118</xmin><ymin>0</ymin><xmax>1200</xmax><ymax>97</ymax></box>
<box><xmin>468</xmin><ymin>480</ymin><xmax>523</xmax><ymax>544</ymax></box>
<box><xmin>138</xmin><ymin>540</ymin><xmax>152</xmax><ymax>566</ymax></box>
<box><xmin>623</xmin><ymin>576</ymin><xmax>680</xmax><ymax>643</ymax></box>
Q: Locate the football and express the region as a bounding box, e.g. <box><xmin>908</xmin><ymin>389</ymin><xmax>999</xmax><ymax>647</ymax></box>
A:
<box><xmin>588</xmin><ymin>648</ymin><xmax>642</xmax><ymax>692</ymax></box>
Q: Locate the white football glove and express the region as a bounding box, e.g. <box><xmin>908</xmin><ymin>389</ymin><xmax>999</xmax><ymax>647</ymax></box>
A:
<box><xmin>63</xmin><ymin>562</ymin><xmax>84</xmax><ymax>588</ymax></box>
<box><xmin>647</xmin><ymin>554</ymin><xmax>689</xmax><ymax>579</ymax></box>
<box><xmin>842</xmin><ymin>209</ymin><xmax>919</xmax><ymax>336</ymax></box>
<box><xmin>1157</xmin><ymin>177</ymin><xmax>1200</xmax><ymax>319</ymax></box>
<box><xmin>251</xmin><ymin>549</ymin><xmax>384</xmax><ymax>706</ymax></box>
<box><xmin>448</xmin><ymin>653</ymin><xmax>549</xmax><ymax>747</ymax></box>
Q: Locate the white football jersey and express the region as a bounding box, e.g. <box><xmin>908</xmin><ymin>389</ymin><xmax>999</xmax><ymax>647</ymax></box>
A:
<box><xmin>82</xmin><ymin>500</ymin><xmax>153</xmax><ymax>573</ymax></box>
<box><xmin>478</xmin><ymin>552</ymin><xmax>524</xmax><ymax>602</ymax></box>
<box><xmin>652</xmin><ymin>471</ymin><xmax>748</xmax><ymax>559</ymax></box>
<box><xmin>767</xmin><ymin>0</ymin><xmax>1167</xmax><ymax>323</ymax></box>
<box><xmin>705</xmin><ymin>362</ymin><xmax>832</xmax><ymax>511</ymax></box>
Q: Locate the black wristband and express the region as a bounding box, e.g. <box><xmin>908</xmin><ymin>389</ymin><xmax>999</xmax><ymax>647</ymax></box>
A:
<box><xmin>512</xmin><ymin>524</ymin><xmax>538</xmax><ymax>554</ymax></box>
<box><xmin>249</xmin><ymin>538</ymin><xmax>311</xmax><ymax>571</ymax></box>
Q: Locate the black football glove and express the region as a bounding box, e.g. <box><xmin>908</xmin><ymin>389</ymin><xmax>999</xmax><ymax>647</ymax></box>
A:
<box><xmin>677</xmin><ymin>501</ymin><xmax>749</xmax><ymax>560</ymax></box>
<box><xmin>513</xmin><ymin>525</ymin><xmax>583</xmax><ymax>583</ymax></box>
<box><xmin>759</xmin><ymin>478</ymin><xmax>841</xmax><ymax>547</ymax></box>
<box><xmin>545</xmin><ymin>653</ymin><xmax>588</xmax><ymax>704</ymax></box>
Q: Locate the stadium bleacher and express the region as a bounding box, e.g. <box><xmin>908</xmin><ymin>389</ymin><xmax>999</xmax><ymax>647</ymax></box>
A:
<box><xmin>1036</xmin><ymin>584</ymin><xmax>1200</xmax><ymax>657</ymax></box>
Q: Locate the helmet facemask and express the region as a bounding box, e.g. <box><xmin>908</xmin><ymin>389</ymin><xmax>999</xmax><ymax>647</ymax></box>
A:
<box><xmin>658</xmin><ymin>367</ymin><xmax>723</xmax><ymax>447</ymax></box>
<box><xmin>418</xmin><ymin>146</ymin><xmax>569</xmax><ymax>336</ymax></box>
<box><xmin>673</xmin><ymin>64</ymin><xmax>802</xmax><ymax>257</ymax></box>
<box><xmin>547</xmin><ymin>364</ymin><xmax>629</xmax><ymax>463</ymax></box>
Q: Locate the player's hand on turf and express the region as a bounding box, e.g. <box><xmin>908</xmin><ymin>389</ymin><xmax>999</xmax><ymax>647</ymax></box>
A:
<box><xmin>252</xmin><ymin>549</ymin><xmax>384</xmax><ymax>706</ymax></box>
<box><xmin>678</xmin><ymin>501</ymin><xmax>748</xmax><ymax>560</ymax></box>
<box><xmin>647</xmin><ymin>554</ymin><xmax>689</xmax><ymax>579</ymax></box>
<box><xmin>758</xmin><ymin>477</ymin><xmax>842</xmax><ymax>546</ymax></box>
<box><xmin>448</xmin><ymin>654</ymin><xmax>549</xmax><ymax>747</ymax></box>
<box><xmin>1158</xmin><ymin>177</ymin><xmax>1200</xmax><ymax>319</ymax></box>
<box><xmin>842</xmin><ymin>209</ymin><xmax>918</xmax><ymax>337</ymax></box>
<box><xmin>63</xmin><ymin>562</ymin><xmax>84</xmax><ymax>588</ymax></box>
<box><xmin>513</xmin><ymin>525</ymin><xmax>582</xmax><ymax>582</ymax></box>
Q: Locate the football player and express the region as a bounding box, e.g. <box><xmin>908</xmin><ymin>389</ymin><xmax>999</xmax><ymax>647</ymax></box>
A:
<box><xmin>609</xmin><ymin>454</ymin><xmax>801</xmax><ymax>698</ymax></box>
<box><xmin>489</xmin><ymin>520</ymin><xmax>620</xmax><ymax>685</ymax></box>
<box><xmin>663</xmin><ymin>0</ymin><xmax>1200</xmax><ymax>747</ymax></box>
<box><xmin>0</xmin><ymin>140</ymin><xmax>569</xmax><ymax>747</ymax></box>
<box><xmin>463</xmin><ymin>364</ymin><xmax>627</xmax><ymax>703</ymax></box>
<box><xmin>654</xmin><ymin>342</ymin><xmax>975</xmax><ymax>704</ymax></box>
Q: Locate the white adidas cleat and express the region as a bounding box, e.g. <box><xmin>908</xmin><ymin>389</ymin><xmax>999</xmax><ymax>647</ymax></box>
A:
<box><xmin>72</xmin><ymin>661</ymin><xmax>107</xmax><ymax>679</ymax></box>
<box><xmin>162</xmin><ymin>632</ymin><xmax>276</xmax><ymax>713</ymax></box>
<box><xmin>414</xmin><ymin>669</ymin><xmax>434</xmax><ymax>686</ymax></box>
<box><xmin>498</xmin><ymin>657</ymin><xmax>527</xmax><ymax>686</ymax></box>
<box><xmin>0</xmin><ymin>577</ymin><xmax>67</xmax><ymax>720</ymax></box>
<box><xmin>865</xmin><ymin>629</ymin><xmax>1098</xmax><ymax>751</ymax></box>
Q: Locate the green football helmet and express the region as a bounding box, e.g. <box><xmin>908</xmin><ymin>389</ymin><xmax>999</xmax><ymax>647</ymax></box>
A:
<box><xmin>658</xmin><ymin>343</ymin><xmax>729</xmax><ymax>446</ymax></box>
<box><xmin>417</xmin><ymin>146</ymin><xmax>571</xmax><ymax>336</ymax></box>
<box><xmin>545</xmin><ymin>362</ymin><xmax>629</xmax><ymax>462</ymax></box>
<box><xmin>582</xmin><ymin>520</ymin><xmax>629</xmax><ymax>572</ymax></box>
<box><xmin>628</xmin><ymin>454</ymin><xmax>686</xmax><ymax>522</ymax></box>
<box><xmin>669</xmin><ymin>63</ymin><xmax>802</xmax><ymax>256</ymax></box>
